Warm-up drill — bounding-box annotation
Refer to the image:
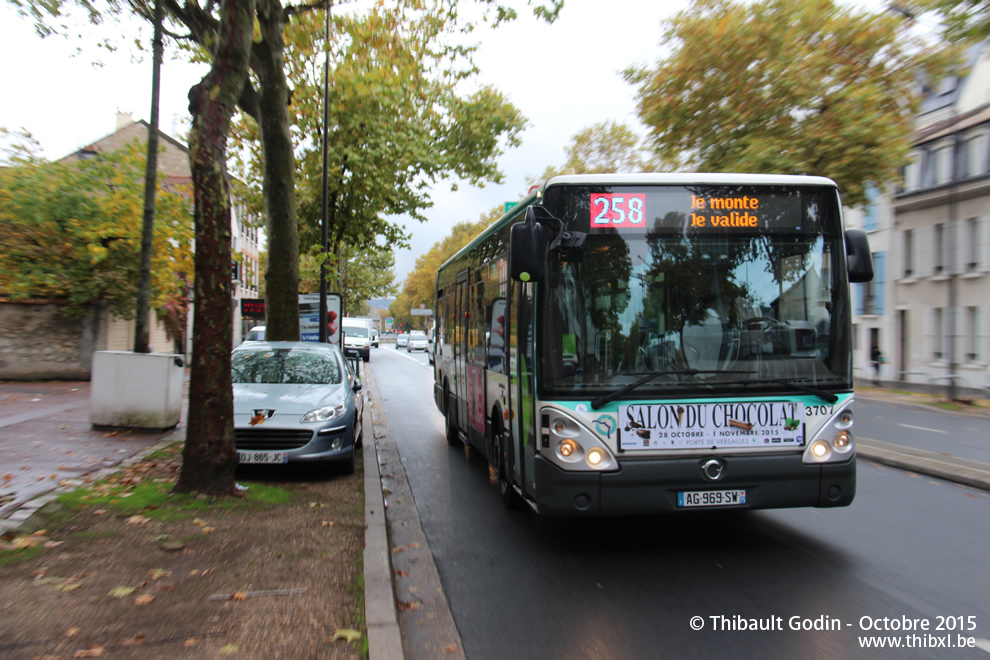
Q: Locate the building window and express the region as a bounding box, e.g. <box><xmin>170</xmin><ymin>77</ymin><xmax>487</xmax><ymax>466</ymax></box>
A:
<box><xmin>966</xmin><ymin>307</ymin><xmax>980</xmax><ymax>362</ymax></box>
<box><xmin>903</xmin><ymin>229</ymin><xmax>914</xmax><ymax>276</ymax></box>
<box><xmin>857</xmin><ymin>252</ymin><xmax>884</xmax><ymax>315</ymax></box>
<box><xmin>921</xmin><ymin>148</ymin><xmax>935</xmax><ymax>188</ymax></box>
<box><xmin>934</xmin><ymin>307</ymin><xmax>944</xmax><ymax>360</ymax></box>
<box><xmin>966</xmin><ymin>217</ymin><xmax>979</xmax><ymax>271</ymax></box>
<box><xmin>863</xmin><ymin>184</ymin><xmax>878</xmax><ymax>231</ymax></box>
<box><xmin>934</xmin><ymin>224</ymin><xmax>945</xmax><ymax>273</ymax></box>
<box><xmin>956</xmin><ymin>137</ymin><xmax>970</xmax><ymax>180</ymax></box>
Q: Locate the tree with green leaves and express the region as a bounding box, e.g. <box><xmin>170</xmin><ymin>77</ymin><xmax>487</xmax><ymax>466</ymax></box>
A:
<box><xmin>904</xmin><ymin>0</ymin><xmax>990</xmax><ymax>41</ymax></box>
<box><xmin>229</xmin><ymin>2</ymin><xmax>532</xmax><ymax>307</ymax></box>
<box><xmin>623</xmin><ymin>0</ymin><xmax>954</xmax><ymax>206</ymax></box>
<box><xmin>391</xmin><ymin>206</ymin><xmax>502</xmax><ymax>329</ymax></box>
<box><xmin>0</xmin><ymin>138</ymin><xmax>193</xmax><ymax>322</ymax></box>
<box><xmin>528</xmin><ymin>120</ymin><xmax>663</xmax><ymax>186</ymax></box>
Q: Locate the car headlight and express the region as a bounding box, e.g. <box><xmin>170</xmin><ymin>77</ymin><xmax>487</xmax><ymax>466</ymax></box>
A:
<box><xmin>301</xmin><ymin>403</ymin><xmax>345</xmax><ymax>422</ymax></box>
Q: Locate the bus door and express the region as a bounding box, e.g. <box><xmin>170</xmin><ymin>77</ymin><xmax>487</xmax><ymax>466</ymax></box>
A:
<box><xmin>454</xmin><ymin>274</ymin><xmax>469</xmax><ymax>435</ymax></box>
<box><xmin>511</xmin><ymin>280</ymin><xmax>538</xmax><ymax>494</ymax></box>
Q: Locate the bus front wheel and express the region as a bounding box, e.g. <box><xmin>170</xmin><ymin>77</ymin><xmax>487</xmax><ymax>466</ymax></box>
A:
<box><xmin>493</xmin><ymin>427</ymin><xmax>520</xmax><ymax>509</ymax></box>
<box><xmin>445</xmin><ymin>397</ymin><xmax>460</xmax><ymax>446</ymax></box>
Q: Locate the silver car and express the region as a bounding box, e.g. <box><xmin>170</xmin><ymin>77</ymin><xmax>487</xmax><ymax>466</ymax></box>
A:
<box><xmin>232</xmin><ymin>341</ymin><xmax>363</xmax><ymax>474</ymax></box>
<box><xmin>406</xmin><ymin>331</ymin><xmax>429</xmax><ymax>352</ymax></box>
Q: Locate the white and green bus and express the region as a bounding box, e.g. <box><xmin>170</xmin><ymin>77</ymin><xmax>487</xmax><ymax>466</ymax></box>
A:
<box><xmin>433</xmin><ymin>174</ymin><xmax>873</xmax><ymax>516</ymax></box>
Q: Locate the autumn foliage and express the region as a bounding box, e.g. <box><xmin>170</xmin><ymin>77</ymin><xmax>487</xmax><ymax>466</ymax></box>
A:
<box><xmin>0</xmin><ymin>140</ymin><xmax>194</xmax><ymax>319</ymax></box>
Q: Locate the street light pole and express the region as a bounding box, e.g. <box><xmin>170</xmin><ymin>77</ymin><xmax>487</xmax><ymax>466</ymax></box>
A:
<box><xmin>318</xmin><ymin>0</ymin><xmax>332</xmax><ymax>343</ymax></box>
<box><xmin>134</xmin><ymin>0</ymin><xmax>164</xmax><ymax>353</ymax></box>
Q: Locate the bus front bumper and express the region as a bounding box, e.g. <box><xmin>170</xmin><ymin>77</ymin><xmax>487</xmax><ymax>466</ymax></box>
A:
<box><xmin>530</xmin><ymin>452</ymin><xmax>856</xmax><ymax>517</ymax></box>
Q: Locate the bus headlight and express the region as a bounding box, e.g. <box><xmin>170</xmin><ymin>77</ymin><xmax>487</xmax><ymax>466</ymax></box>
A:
<box><xmin>834</xmin><ymin>430</ymin><xmax>851</xmax><ymax>449</ymax></box>
<box><xmin>809</xmin><ymin>440</ymin><xmax>832</xmax><ymax>461</ymax></box>
<box><xmin>541</xmin><ymin>406</ymin><xmax>618</xmax><ymax>472</ymax></box>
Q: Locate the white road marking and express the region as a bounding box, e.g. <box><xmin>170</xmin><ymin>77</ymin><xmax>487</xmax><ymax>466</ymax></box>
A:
<box><xmin>388</xmin><ymin>348</ymin><xmax>432</xmax><ymax>367</ymax></box>
<box><xmin>897</xmin><ymin>423</ymin><xmax>947</xmax><ymax>434</ymax></box>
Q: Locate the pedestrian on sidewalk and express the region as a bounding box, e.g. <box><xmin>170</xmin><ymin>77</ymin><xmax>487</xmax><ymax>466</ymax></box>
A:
<box><xmin>870</xmin><ymin>344</ymin><xmax>884</xmax><ymax>386</ymax></box>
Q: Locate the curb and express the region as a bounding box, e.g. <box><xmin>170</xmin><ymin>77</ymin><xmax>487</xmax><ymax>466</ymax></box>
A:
<box><xmin>361</xmin><ymin>362</ymin><xmax>405</xmax><ymax>659</ymax></box>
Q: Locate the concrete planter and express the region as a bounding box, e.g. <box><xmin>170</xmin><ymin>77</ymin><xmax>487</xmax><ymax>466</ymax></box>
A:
<box><xmin>90</xmin><ymin>351</ymin><xmax>184</xmax><ymax>430</ymax></box>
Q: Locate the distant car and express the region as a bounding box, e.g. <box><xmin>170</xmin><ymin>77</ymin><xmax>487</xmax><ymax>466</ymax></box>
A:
<box><xmin>407</xmin><ymin>331</ymin><xmax>429</xmax><ymax>353</ymax></box>
<box><xmin>395</xmin><ymin>333</ymin><xmax>409</xmax><ymax>349</ymax></box>
<box><xmin>232</xmin><ymin>341</ymin><xmax>363</xmax><ymax>474</ymax></box>
<box><xmin>341</xmin><ymin>319</ymin><xmax>372</xmax><ymax>362</ymax></box>
<box><xmin>244</xmin><ymin>325</ymin><xmax>266</xmax><ymax>342</ymax></box>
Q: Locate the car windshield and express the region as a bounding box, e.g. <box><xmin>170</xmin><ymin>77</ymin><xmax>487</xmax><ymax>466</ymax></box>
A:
<box><xmin>410</xmin><ymin>332</ymin><xmax>426</xmax><ymax>339</ymax></box>
<box><xmin>345</xmin><ymin>326</ymin><xmax>368</xmax><ymax>338</ymax></box>
<box><xmin>538</xmin><ymin>183</ymin><xmax>852</xmax><ymax>399</ymax></box>
<box><xmin>232</xmin><ymin>348</ymin><xmax>342</xmax><ymax>384</ymax></box>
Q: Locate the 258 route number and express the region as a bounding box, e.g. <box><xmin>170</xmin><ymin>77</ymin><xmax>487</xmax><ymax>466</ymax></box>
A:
<box><xmin>590</xmin><ymin>193</ymin><xmax>646</xmax><ymax>227</ymax></box>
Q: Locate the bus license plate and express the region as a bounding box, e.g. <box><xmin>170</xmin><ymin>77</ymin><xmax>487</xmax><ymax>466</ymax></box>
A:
<box><xmin>238</xmin><ymin>451</ymin><xmax>289</xmax><ymax>464</ymax></box>
<box><xmin>677</xmin><ymin>489</ymin><xmax>747</xmax><ymax>508</ymax></box>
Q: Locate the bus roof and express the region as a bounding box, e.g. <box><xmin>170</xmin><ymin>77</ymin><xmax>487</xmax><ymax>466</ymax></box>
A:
<box><xmin>436</xmin><ymin>172</ymin><xmax>840</xmax><ymax>277</ymax></box>
<box><xmin>543</xmin><ymin>172</ymin><xmax>839</xmax><ymax>188</ymax></box>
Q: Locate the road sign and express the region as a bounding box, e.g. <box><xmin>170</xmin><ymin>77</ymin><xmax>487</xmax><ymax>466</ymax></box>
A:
<box><xmin>411</xmin><ymin>309</ymin><xmax>433</xmax><ymax>316</ymax></box>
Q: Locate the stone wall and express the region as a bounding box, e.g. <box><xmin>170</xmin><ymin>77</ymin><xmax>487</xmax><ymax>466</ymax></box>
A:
<box><xmin>0</xmin><ymin>300</ymin><xmax>99</xmax><ymax>380</ymax></box>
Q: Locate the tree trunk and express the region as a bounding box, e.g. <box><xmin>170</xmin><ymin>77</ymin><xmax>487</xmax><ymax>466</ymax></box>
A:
<box><xmin>176</xmin><ymin>0</ymin><xmax>255</xmax><ymax>496</ymax></box>
<box><xmin>256</xmin><ymin>0</ymin><xmax>300</xmax><ymax>342</ymax></box>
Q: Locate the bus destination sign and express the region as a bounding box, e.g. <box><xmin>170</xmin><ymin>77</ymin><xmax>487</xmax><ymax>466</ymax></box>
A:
<box><xmin>589</xmin><ymin>189</ymin><xmax>805</xmax><ymax>233</ymax></box>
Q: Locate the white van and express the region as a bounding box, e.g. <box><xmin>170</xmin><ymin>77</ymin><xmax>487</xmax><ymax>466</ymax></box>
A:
<box><xmin>341</xmin><ymin>318</ymin><xmax>372</xmax><ymax>362</ymax></box>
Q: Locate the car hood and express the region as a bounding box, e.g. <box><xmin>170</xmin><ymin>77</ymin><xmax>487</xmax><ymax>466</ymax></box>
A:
<box><xmin>233</xmin><ymin>383</ymin><xmax>348</xmax><ymax>417</ymax></box>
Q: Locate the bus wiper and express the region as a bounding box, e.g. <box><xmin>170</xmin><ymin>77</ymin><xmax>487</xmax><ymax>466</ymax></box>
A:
<box><xmin>726</xmin><ymin>378</ymin><xmax>839</xmax><ymax>404</ymax></box>
<box><xmin>590</xmin><ymin>369</ymin><xmax>755</xmax><ymax>410</ymax></box>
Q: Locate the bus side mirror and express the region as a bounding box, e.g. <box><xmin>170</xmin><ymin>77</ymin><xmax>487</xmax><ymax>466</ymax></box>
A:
<box><xmin>845</xmin><ymin>229</ymin><xmax>874</xmax><ymax>283</ymax></box>
<box><xmin>509</xmin><ymin>207</ymin><xmax>545</xmax><ymax>283</ymax></box>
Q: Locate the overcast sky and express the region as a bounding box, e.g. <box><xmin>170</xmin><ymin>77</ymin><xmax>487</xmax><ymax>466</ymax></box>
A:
<box><xmin>1</xmin><ymin>0</ymin><xmax>889</xmax><ymax>288</ymax></box>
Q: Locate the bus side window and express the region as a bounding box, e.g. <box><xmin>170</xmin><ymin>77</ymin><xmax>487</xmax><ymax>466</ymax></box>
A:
<box><xmin>488</xmin><ymin>298</ymin><xmax>507</xmax><ymax>374</ymax></box>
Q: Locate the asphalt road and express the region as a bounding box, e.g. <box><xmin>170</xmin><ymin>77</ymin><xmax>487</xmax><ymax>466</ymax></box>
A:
<box><xmin>370</xmin><ymin>347</ymin><xmax>990</xmax><ymax>659</ymax></box>
<box><xmin>855</xmin><ymin>399</ymin><xmax>990</xmax><ymax>464</ymax></box>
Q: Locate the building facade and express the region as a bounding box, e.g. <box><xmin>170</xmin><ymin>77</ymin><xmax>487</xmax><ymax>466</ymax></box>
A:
<box><xmin>852</xmin><ymin>42</ymin><xmax>990</xmax><ymax>396</ymax></box>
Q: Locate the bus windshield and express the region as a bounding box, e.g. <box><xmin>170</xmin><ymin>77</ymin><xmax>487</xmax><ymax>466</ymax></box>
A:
<box><xmin>538</xmin><ymin>184</ymin><xmax>851</xmax><ymax>399</ymax></box>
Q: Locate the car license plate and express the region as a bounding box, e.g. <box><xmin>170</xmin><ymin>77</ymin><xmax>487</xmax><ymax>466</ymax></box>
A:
<box><xmin>677</xmin><ymin>489</ymin><xmax>746</xmax><ymax>508</ymax></box>
<box><xmin>237</xmin><ymin>451</ymin><xmax>289</xmax><ymax>464</ymax></box>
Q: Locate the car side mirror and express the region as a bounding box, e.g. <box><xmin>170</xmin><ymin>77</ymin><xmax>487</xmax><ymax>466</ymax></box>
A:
<box><xmin>353</xmin><ymin>378</ymin><xmax>362</xmax><ymax>393</ymax></box>
<box><xmin>845</xmin><ymin>229</ymin><xmax>874</xmax><ymax>283</ymax></box>
<box><xmin>509</xmin><ymin>206</ymin><xmax>545</xmax><ymax>283</ymax></box>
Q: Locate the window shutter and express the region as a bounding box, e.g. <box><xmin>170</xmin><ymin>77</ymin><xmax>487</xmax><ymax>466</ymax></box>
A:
<box><xmin>873</xmin><ymin>252</ymin><xmax>885</xmax><ymax>315</ymax></box>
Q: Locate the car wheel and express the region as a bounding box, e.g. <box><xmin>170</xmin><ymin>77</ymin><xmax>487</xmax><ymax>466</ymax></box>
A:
<box><xmin>362</xmin><ymin>350</ymin><xmax>370</xmax><ymax>362</ymax></box>
<box><xmin>340</xmin><ymin>447</ymin><xmax>355</xmax><ymax>475</ymax></box>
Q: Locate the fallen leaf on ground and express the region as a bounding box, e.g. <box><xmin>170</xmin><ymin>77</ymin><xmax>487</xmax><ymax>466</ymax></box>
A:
<box><xmin>332</xmin><ymin>628</ymin><xmax>362</xmax><ymax>643</ymax></box>
<box><xmin>147</xmin><ymin>569</ymin><xmax>171</xmax><ymax>581</ymax></box>
<box><xmin>407</xmin><ymin>542</ymin><xmax>420</xmax><ymax>549</ymax></box>
<box><xmin>55</xmin><ymin>582</ymin><xmax>82</xmax><ymax>592</ymax></box>
<box><xmin>192</xmin><ymin>518</ymin><xmax>207</xmax><ymax>527</ymax></box>
<box><xmin>231</xmin><ymin>592</ymin><xmax>248</xmax><ymax>601</ymax></box>
<box><xmin>134</xmin><ymin>594</ymin><xmax>155</xmax><ymax>606</ymax></box>
<box><xmin>444</xmin><ymin>644</ymin><xmax>459</xmax><ymax>653</ymax></box>
<box><xmin>66</xmin><ymin>627</ymin><xmax>81</xmax><ymax>637</ymax></box>
<box><xmin>391</xmin><ymin>546</ymin><xmax>406</xmax><ymax>554</ymax></box>
<box><xmin>44</xmin><ymin>541</ymin><xmax>64</xmax><ymax>548</ymax></box>
<box><xmin>108</xmin><ymin>586</ymin><xmax>136</xmax><ymax>598</ymax></box>
<box><xmin>126</xmin><ymin>515</ymin><xmax>151</xmax><ymax>525</ymax></box>
<box><xmin>219</xmin><ymin>644</ymin><xmax>239</xmax><ymax>654</ymax></box>
<box><xmin>184</xmin><ymin>638</ymin><xmax>198</xmax><ymax>647</ymax></box>
<box><xmin>397</xmin><ymin>600</ymin><xmax>421</xmax><ymax>611</ymax></box>
<box><xmin>73</xmin><ymin>645</ymin><xmax>105</xmax><ymax>658</ymax></box>
<box><xmin>394</xmin><ymin>569</ymin><xmax>409</xmax><ymax>578</ymax></box>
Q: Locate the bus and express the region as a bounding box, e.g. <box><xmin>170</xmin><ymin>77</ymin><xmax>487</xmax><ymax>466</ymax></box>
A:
<box><xmin>433</xmin><ymin>173</ymin><xmax>874</xmax><ymax>516</ymax></box>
